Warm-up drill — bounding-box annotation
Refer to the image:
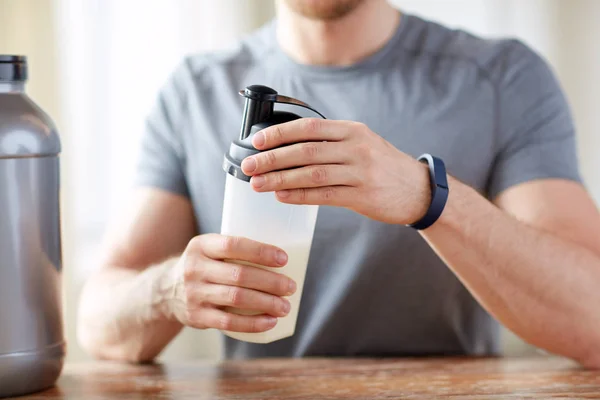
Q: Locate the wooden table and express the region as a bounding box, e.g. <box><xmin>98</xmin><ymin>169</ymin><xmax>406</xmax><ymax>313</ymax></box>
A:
<box><xmin>19</xmin><ymin>357</ymin><xmax>600</xmax><ymax>399</ymax></box>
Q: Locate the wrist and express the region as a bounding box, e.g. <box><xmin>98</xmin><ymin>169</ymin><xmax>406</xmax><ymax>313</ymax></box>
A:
<box><xmin>152</xmin><ymin>258</ymin><xmax>182</xmax><ymax>323</ymax></box>
<box><xmin>407</xmin><ymin>160</ymin><xmax>432</xmax><ymax>224</ymax></box>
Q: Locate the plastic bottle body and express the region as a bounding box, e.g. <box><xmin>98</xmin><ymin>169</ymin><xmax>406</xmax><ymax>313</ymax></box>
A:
<box><xmin>220</xmin><ymin>174</ymin><xmax>318</xmax><ymax>343</ymax></box>
<box><xmin>0</xmin><ymin>82</ymin><xmax>64</xmax><ymax>397</ymax></box>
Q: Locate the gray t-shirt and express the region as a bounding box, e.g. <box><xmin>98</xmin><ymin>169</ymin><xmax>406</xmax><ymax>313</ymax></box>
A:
<box><xmin>136</xmin><ymin>14</ymin><xmax>580</xmax><ymax>358</ymax></box>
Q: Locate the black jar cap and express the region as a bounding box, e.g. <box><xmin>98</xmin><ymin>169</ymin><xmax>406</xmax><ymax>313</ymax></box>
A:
<box><xmin>0</xmin><ymin>55</ymin><xmax>28</xmax><ymax>82</ymax></box>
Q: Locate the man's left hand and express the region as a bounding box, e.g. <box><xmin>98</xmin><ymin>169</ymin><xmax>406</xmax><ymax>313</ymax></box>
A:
<box><xmin>240</xmin><ymin>118</ymin><xmax>431</xmax><ymax>225</ymax></box>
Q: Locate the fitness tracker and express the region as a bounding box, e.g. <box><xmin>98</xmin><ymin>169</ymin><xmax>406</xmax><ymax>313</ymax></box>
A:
<box><xmin>408</xmin><ymin>154</ymin><xmax>449</xmax><ymax>231</ymax></box>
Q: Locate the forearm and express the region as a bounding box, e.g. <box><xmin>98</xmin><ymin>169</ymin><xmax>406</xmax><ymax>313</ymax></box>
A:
<box><xmin>77</xmin><ymin>258</ymin><xmax>182</xmax><ymax>363</ymax></box>
<box><xmin>422</xmin><ymin>178</ymin><xmax>600</xmax><ymax>367</ymax></box>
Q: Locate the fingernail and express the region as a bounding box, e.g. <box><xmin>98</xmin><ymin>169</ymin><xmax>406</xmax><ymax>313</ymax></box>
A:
<box><xmin>253</xmin><ymin>132</ymin><xmax>265</xmax><ymax>148</ymax></box>
<box><xmin>276</xmin><ymin>250</ymin><xmax>288</xmax><ymax>265</ymax></box>
<box><xmin>288</xmin><ymin>279</ymin><xmax>297</xmax><ymax>295</ymax></box>
<box><xmin>277</xmin><ymin>190</ymin><xmax>290</xmax><ymax>198</ymax></box>
<box><xmin>265</xmin><ymin>316</ymin><xmax>277</xmax><ymax>327</ymax></box>
<box><xmin>241</xmin><ymin>157</ymin><xmax>256</xmax><ymax>173</ymax></box>
<box><xmin>281</xmin><ymin>300</ymin><xmax>291</xmax><ymax>314</ymax></box>
<box><xmin>252</xmin><ymin>176</ymin><xmax>265</xmax><ymax>188</ymax></box>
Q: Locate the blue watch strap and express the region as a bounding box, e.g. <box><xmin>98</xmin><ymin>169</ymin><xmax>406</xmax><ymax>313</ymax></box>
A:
<box><xmin>408</xmin><ymin>154</ymin><xmax>449</xmax><ymax>231</ymax></box>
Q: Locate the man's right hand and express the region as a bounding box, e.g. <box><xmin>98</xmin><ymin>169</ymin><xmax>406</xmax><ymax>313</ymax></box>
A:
<box><xmin>161</xmin><ymin>234</ymin><xmax>296</xmax><ymax>333</ymax></box>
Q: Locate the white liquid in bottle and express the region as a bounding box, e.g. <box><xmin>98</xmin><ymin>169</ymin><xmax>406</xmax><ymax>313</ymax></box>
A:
<box><xmin>223</xmin><ymin>243</ymin><xmax>312</xmax><ymax>343</ymax></box>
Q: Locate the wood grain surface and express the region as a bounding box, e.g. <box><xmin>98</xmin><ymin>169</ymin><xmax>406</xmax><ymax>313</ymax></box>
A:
<box><xmin>16</xmin><ymin>357</ymin><xmax>600</xmax><ymax>399</ymax></box>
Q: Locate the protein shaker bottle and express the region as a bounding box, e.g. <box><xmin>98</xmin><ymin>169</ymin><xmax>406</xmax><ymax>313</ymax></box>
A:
<box><xmin>221</xmin><ymin>85</ymin><xmax>326</xmax><ymax>343</ymax></box>
<box><xmin>0</xmin><ymin>56</ymin><xmax>64</xmax><ymax>397</ymax></box>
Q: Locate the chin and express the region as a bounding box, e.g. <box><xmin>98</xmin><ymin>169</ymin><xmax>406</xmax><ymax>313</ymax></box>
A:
<box><xmin>284</xmin><ymin>0</ymin><xmax>367</xmax><ymax>20</ymax></box>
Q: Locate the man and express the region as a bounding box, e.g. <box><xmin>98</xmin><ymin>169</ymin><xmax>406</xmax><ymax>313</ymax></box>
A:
<box><xmin>78</xmin><ymin>0</ymin><xmax>600</xmax><ymax>367</ymax></box>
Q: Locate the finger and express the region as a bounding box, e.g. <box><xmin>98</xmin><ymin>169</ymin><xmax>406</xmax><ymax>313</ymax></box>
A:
<box><xmin>276</xmin><ymin>186</ymin><xmax>355</xmax><ymax>206</ymax></box>
<box><xmin>242</xmin><ymin>142</ymin><xmax>351</xmax><ymax>176</ymax></box>
<box><xmin>189</xmin><ymin>307</ymin><xmax>278</xmax><ymax>333</ymax></box>
<box><xmin>251</xmin><ymin>165</ymin><xmax>360</xmax><ymax>192</ymax></box>
<box><xmin>241</xmin><ymin>141</ymin><xmax>350</xmax><ymax>176</ymax></box>
<box><xmin>253</xmin><ymin>118</ymin><xmax>350</xmax><ymax>150</ymax></box>
<box><xmin>201</xmin><ymin>259</ymin><xmax>297</xmax><ymax>296</ymax></box>
<box><xmin>193</xmin><ymin>234</ymin><xmax>288</xmax><ymax>267</ymax></box>
<box><xmin>197</xmin><ymin>284</ymin><xmax>291</xmax><ymax>318</ymax></box>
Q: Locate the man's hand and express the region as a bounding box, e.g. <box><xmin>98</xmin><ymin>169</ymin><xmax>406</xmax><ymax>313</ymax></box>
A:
<box><xmin>240</xmin><ymin>118</ymin><xmax>431</xmax><ymax>225</ymax></box>
<box><xmin>162</xmin><ymin>234</ymin><xmax>296</xmax><ymax>333</ymax></box>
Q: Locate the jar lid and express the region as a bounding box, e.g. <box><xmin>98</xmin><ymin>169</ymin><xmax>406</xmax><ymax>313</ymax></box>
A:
<box><xmin>0</xmin><ymin>55</ymin><xmax>28</xmax><ymax>82</ymax></box>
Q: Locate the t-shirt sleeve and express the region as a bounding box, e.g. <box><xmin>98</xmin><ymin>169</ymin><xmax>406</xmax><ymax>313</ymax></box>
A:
<box><xmin>486</xmin><ymin>41</ymin><xmax>582</xmax><ymax>200</ymax></box>
<box><xmin>134</xmin><ymin>61</ymin><xmax>191</xmax><ymax>197</ymax></box>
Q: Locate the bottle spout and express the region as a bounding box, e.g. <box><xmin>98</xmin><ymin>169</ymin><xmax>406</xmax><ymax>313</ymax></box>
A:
<box><xmin>239</xmin><ymin>85</ymin><xmax>277</xmax><ymax>140</ymax></box>
<box><xmin>238</xmin><ymin>85</ymin><xmax>326</xmax><ymax>140</ymax></box>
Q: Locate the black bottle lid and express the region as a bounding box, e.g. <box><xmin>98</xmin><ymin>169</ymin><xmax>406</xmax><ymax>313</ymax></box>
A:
<box><xmin>224</xmin><ymin>85</ymin><xmax>326</xmax><ymax>182</ymax></box>
<box><xmin>0</xmin><ymin>55</ymin><xmax>28</xmax><ymax>82</ymax></box>
<box><xmin>224</xmin><ymin>111</ymin><xmax>302</xmax><ymax>182</ymax></box>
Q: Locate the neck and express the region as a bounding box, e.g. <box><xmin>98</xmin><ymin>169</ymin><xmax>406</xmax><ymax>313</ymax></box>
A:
<box><xmin>0</xmin><ymin>82</ymin><xmax>25</xmax><ymax>93</ymax></box>
<box><xmin>276</xmin><ymin>0</ymin><xmax>401</xmax><ymax>66</ymax></box>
